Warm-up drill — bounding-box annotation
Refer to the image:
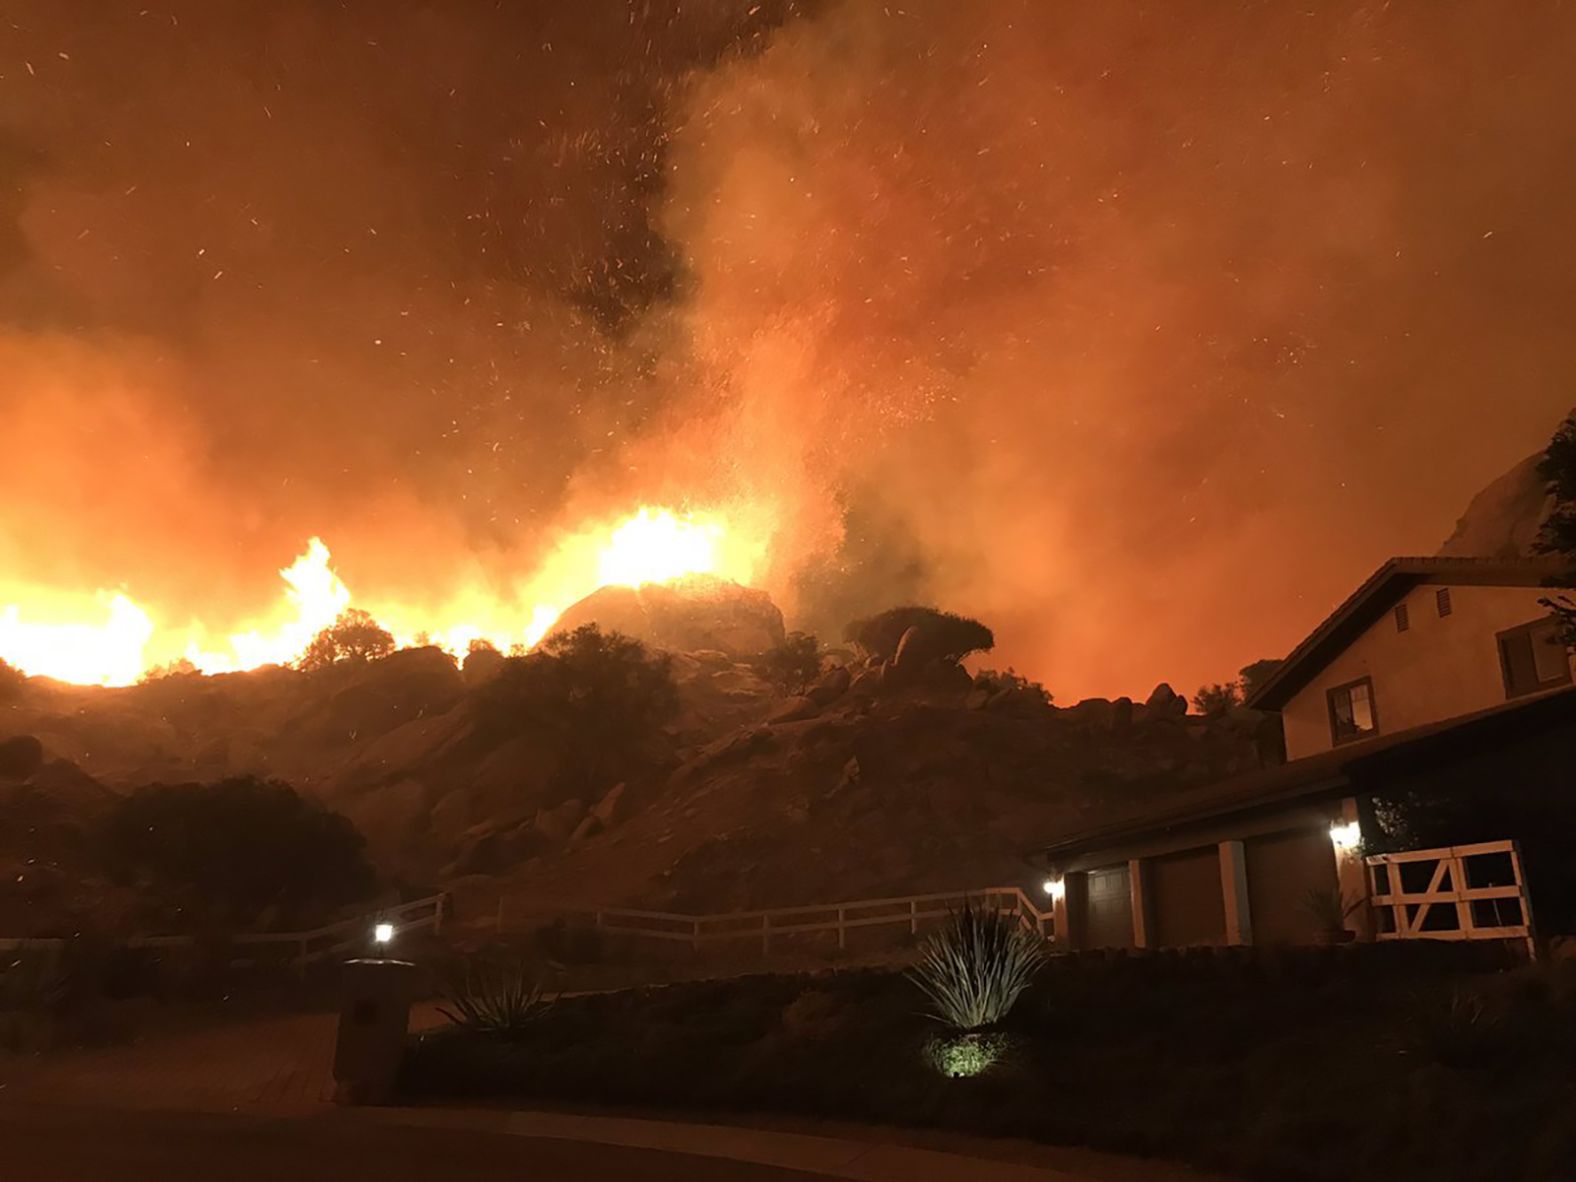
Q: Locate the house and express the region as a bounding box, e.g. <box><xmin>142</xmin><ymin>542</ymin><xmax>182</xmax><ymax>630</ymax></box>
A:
<box><xmin>1033</xmin><ymin>556</ymin><xmax>1576</xmax><ymax>952</ymax></box>
<box><xmin>1246</xmin><ymin>557</ymin><xmax>1573</xmax><ymax>759</ymax></box>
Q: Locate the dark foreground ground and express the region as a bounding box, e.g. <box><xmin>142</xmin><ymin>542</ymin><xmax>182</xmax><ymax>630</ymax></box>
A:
<box><xmin>0</xmin><ymin>1103</ymin><xmax>827</xmax><ymax>1182</ymax></box>
<box><xmin>402</xmin><ymin>943</ymin><xmax>1576</xmax><ymax>1182</ymax></box>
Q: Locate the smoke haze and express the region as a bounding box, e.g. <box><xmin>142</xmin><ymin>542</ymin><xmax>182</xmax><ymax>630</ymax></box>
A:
<box><xmin>3</xmin><ymin>1</ymin><xmax>1575</xmax><ymax>696</ymax></box>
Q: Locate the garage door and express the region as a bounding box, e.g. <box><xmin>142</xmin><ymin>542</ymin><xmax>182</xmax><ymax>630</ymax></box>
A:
<box><xmin>1246</xmin><ymin>825</ymin><xmax>1340</xmax><ymax>945</ymax></box>
<box><xmin>1150</xmin><ymin>846</ymin><xmax>1226</xmax><ymax>947</ymax></box>
<box><xmin>1084</xmin><ymin>864</ymin><xmax>1133</xmax><ymax>949</ymax></box>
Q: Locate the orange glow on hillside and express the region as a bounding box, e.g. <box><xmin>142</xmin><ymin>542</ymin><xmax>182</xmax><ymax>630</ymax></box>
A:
<box><xmin>0</xmin><ymin>505</ymin><xmax>769</xmax><ymax>686</ymax></box>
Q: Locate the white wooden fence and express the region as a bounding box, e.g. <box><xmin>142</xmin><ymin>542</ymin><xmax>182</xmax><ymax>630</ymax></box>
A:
<box><xmin>497</xmin><ymin>886</ymin><xmax>1054</xmax><ymax>954</ymax></box>
<box><xmin>1366</xmin><ymin>840</ymin><xmax>1535</xmax><ymax>958</ymax></box>
<box><xmin>0</xmin><ymin>893</ymin><xmax>447</xmax><ymax>976</ymax></box>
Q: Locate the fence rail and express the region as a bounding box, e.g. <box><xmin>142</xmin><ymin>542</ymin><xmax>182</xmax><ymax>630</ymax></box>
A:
<box><xmin>499</xmin><ymin>886</ymin><xmax>1053</xmax><ymax>954</ymax></box>
<box><xmin>1366</xmin><ymin>840</ymin><xmax>1534</xmax><ymax>958</ymax></box>
<box><xmin>0</xmin><ymin>893</ymin><xmax>447</xmax><ymax>975</ymax></box>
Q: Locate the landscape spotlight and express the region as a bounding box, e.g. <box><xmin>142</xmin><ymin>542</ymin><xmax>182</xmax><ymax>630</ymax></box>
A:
<box><xmin>1041</xmin><ymin>877</ymin><xmax>1066</xmax><ymax>902</ymax></box>
<box><xmin>1329</xmin><ymin>820</ymin><xmax>1362</xmax><ymax>852</ymax></box>
<box><xmin>373</xmin><ymin>921</ymin><xmax>395</xmax><ymax>945</ymax></box>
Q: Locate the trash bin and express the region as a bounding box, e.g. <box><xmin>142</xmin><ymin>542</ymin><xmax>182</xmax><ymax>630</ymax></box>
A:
<box><xmin>331</xmin><ymin>957</ymin><xmax>420</xmax><ymax>1105</ymax></box>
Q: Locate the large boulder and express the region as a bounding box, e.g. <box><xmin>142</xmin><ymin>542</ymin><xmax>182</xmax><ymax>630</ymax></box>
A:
<box><xmin>1145</xmin><ymin>682</ymin><xmax>1188</xmax><ymax>719</ymax></box>
<box><xmin>1438</xmin><ymin>449</ymin><xmax>1556</xmax><ymax>558</ymax></box>
<box><xmin>0</xmin><ymin>735</ymin><xmax>45</xmax><ymax>780</ymax></box>
<box><xmin>550</xmin><ymin>576</ymin><xmax>786</xmax><ymax>658</ymax></box>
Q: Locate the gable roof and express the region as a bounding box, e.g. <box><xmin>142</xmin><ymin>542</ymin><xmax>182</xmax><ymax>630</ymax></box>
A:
<box><xmin>1034</xmin><ymin>686</ymin><xmax>1576</xmax><ymax>869</ymax></box>
<box><xmin>1244</xmin><ymin>556</ymin><xmax>1570</xmax><ymax>711</ymax></box>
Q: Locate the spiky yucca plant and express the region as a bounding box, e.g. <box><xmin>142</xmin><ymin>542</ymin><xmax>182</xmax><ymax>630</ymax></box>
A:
<box><xmin>438</xmin><ymin>961</ymin><xmax>551</xmax><ymax>1037</ymax></box>
<box><xmin>907</xmin><ymin>899</ymin><xmax>1047</xmax><ymax>1031</ymax></box>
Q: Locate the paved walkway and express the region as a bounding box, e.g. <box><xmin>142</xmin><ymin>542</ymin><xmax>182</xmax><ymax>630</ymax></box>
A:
<box><xmin>0</xmin><ymin>1003</ymin><xmax>444</xmax><ymax>1113</ymax></box>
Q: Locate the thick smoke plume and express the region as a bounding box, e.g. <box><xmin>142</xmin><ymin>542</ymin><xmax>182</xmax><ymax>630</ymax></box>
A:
<box><xmin>3</xmin><ymin>2</ymin><xmax>1576</xmax><ymax>696</ymax></box>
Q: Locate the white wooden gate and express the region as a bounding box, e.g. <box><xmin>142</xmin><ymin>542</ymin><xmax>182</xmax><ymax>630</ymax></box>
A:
<box><xmin>1365</xmin><ymin>840</ymin><xmax>1535</xmax><ymax>958</ymax></box>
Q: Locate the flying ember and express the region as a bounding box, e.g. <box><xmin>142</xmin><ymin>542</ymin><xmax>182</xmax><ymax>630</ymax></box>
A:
<box><xmin>0</xmin><ymin>506</ymin><xmax>762</xmax><ymax>687</ymax></box>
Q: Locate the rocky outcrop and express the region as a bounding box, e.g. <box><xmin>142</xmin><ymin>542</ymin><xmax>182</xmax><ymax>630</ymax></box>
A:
<box><xmin>550</xmin><ymin>576</ymin><xmax>786</xmax><ymax>658</ymax></box>
<box><xmin>1438</xmin><ymin>450</ymin><xmax>1554</xmax><ymax>558</ymax></box>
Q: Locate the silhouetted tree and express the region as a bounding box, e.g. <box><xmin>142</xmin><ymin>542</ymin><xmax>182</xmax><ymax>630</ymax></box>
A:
<box><xmin>1192</xmin><ymin>682</ymin><xmax>1242</xmax><ymax>716</ymax></box>
<box><xmin>98</xmin><ymin>776</ymin><xmax>374</xmax><ymax>928</ymax></box>
<box><xmin>476</xmin><ymin>624</ymin><xmax>679</xmax><ymax>796</ymax></box>
<box><xmin>755</xmin><ymin>631</ymin><xmax>822</xmax><ymax>692</ymax></box>
<box><xmin>1238</xmin><ymin>658</ymin><xmax>1284</xmax><ymax>703</ymax></box>
<box><xmin>298</xmin><ymin>608</ymin><xmax>395</xmax><ymax>671</ymax></box>
<box><xmin>1533</xmin><ymin>411</ymin><xmax>1576</xmax><ymax>642</ymax></box>
<box><xmin>844</xmin><ymin>606</ymin><xmax>995</xmax><ymax>663</ymax></box>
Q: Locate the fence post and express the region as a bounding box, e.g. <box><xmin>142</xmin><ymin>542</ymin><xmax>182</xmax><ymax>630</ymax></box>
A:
<box><xmin>1508</xmin><ymin>840</ymin><xmax>1538</xmax><ymax>960</ymax></box>
<box><xmin>692</xmin><ymin>918</ymin><xmax>701</xmax><ymax>955</ymax></box>
<box><xmin>837</xmin><ymin>907</ymin><xmax>846</xmax><ymax>951</ymax></box>
<box><xmin>761</xmin><ymin>913</ymin><xmax>770</xmax><ymax>955</ymax></box>
<box><xmin>909</xmin><ymin>899</ymin><xmax>918</xmax><ymax>936</ymax></box>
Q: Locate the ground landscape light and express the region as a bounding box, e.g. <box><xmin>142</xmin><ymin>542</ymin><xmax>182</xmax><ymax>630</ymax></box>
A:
<box><xmin>1041</xmin><ymin>877</ymin><xmax>1066</xmax><ymax>902</ymax></box>
<box><xmin>373</xmin><ymin>922</ymin><xmax>395</xmax><ymax>944</ymax></box>
<box><xmin>1329</xmin><ymin>820</ymin><xmax>1362</xmax><ymax>852</ymax></box>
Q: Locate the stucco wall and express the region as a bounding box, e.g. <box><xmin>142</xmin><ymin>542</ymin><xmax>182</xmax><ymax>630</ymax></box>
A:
<box><xmin>1281</xmin><ymin>584</ymin><xmax>1572</xmax><ymax>759</ymax></box>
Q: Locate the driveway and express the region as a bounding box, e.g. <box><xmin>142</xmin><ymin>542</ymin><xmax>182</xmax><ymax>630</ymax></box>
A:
<box><xmin>0</xmin><ymin>1103</ymin><xmax>829</xmax><ymax>1182</ymax></box>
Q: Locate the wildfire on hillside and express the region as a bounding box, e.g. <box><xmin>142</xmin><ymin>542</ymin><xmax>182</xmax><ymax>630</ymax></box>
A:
<box><xmin>0</xmin><ymin>506</ymin><xmax>768</xmax><ymax>687</ymax></box>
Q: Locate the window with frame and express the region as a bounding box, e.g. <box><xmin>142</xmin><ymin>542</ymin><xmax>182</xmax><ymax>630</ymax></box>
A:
<box><xmin>1497</xmin><ymin>618</ymin><xmax>1572</xmax><ymax>699</ymax></box>
<box><xmin>1436</xmin><ymin>587</ymin><xmax>1453</xmax><ymax>617</ymax></box>
<box><xmin>1394</xmin><ymin>603</ymin><xmax>1410</xmax><ymax>633</ymax></box>
<box><xmin>1327</xmin><ymin>677</ymin><xmax>1378</xmax><ymax>745</ymax></box>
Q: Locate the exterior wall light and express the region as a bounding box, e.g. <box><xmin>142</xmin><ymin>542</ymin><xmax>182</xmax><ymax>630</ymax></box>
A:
<box><xmin>1329</xmin><ymin>820</ymin><xmax>1362</xmax><ymax>852</ymax></box>
<box><xmin>1042</xmin><ymin>877</ymin><xmax>1066</xmax><ymax>902</ymax></box>
<box><xmin>373</xmin><ymin>921</ymin><xmax>395</xmax><ymax>945</ymax></box>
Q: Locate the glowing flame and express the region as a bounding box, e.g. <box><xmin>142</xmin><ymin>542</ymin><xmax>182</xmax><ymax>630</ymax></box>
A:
<box><xmin>0</xmin><ymin>592</ymin><xmax>154</xmax><ymax>687</ymax></box>
<box><xmin>597</xmin><ymin>508</ymin><xmax>726</xmax><ymax>588</ymax></box>
<box><xmin>185</xmin><ymin>538</ymin><xmax>352</xmax><ymax>674</ymax></box>
<box><xmin>0</xmin><ymin>505</ymin><xmax>768</xmax><ymax>687</ymax></box>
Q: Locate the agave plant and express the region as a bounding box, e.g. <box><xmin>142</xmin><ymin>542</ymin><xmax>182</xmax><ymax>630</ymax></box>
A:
<box><xmin>907</xmin><ymin>899</ymin><xmax>1047</xmax><ymax>1032</ymax></box>
<box><xmin>438</xmin><ymin>960</ymin><xmax>552</xmax><ymax>1037</ymax></box>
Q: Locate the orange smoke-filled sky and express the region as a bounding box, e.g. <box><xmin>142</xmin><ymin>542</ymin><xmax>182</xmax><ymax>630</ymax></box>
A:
<box><xmin>2</xmin><ymin>1</ymin><xmax>1574</xmax><ymax>698</ymax></box>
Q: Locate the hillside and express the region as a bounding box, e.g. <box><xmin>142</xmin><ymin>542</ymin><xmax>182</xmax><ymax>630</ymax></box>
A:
<box><xmin>0</xmin><ymin>613</ymin><xmax>1279</xmax><ymax>937</ymax></box>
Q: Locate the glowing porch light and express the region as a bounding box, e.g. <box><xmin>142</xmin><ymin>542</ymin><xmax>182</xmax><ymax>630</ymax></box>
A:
<box><xmin>1329</xmin><ymin>820</ymin><xmax>1362</xmax><ymax>852</ymax></box>
<box><xmin>372</xmin><ymin>922</ymin><xmax>395</xmax><ymax>945</ymax></box>
<box><xmin>1041</xmin><ymin>877</ymin><xmax>1066</xmax><ymax>902</ymax></box>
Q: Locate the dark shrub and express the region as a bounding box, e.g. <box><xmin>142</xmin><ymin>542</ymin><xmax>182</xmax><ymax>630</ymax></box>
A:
<box><xmin>754</xmin><ymin>631</ymin><xmax>822</xmax><ymax>692</ymax></box>
<box><xmin>476</xmin><ymin>624</ymin><xmax>679</xmax><ymax>796</ymax></box>
<box><xmin>843</xmin><ymin>606</ymin><xmax>994</xmax><ymax>663</ymax></box>
<box><xmin>1238</xmin><ymin>657</ymin><xmax>1284</xmax><ymax>702</ymax></box>
<box><xmin>98</xmin><ymin>776</ymin><xmax>375</xmax><ymax>928</ymax></box>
